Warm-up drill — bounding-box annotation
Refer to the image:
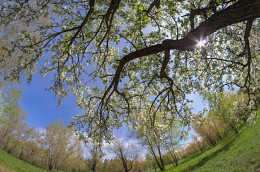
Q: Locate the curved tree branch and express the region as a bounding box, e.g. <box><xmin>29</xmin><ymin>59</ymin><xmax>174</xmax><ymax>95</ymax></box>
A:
<box><xmin>104</xmin><ymin>0</ymin><xmax>260</xmax><ymax>100</ymax></box>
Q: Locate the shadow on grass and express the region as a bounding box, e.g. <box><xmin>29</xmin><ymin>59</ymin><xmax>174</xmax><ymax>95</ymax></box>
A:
<box><xmin>185</xmin><ymin>134</ymin><xmax>237</xmax><ymax>171</ymax></box>
<box><xmin>179</xmin><ymin>147</ymin><xmax>211</xmax><ymax>165</ymax></box>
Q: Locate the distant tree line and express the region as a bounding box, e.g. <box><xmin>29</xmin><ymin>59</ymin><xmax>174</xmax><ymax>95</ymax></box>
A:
<box><xmin>179</xmin><ymin>92</ymin><xmax>256</xmax><ymax>159</ymax></box>
<box><xmin>0</xmin><ymin>87</ymin><xmax>85</xmax><ymax>171</ymax></box>
<box><xmin>0</xmin><ymin>84</ymin><xmax>256</xmax><ymax>172</ymax></box>
<box><xmin>0</xmin><ymin>86</ymin><xmax>147</xmax><ymax>172</ymax></box>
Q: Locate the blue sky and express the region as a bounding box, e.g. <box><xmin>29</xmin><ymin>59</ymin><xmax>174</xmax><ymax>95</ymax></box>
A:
<box><xmin>19</xmin><ymin>70</ymin><xmax>204</xmax><ymax>137</ymax></box>
<box><xmin>20</xmin><ymin>72</ymin><xmax>133</xmax><ymax>140</ymax></box>
<box><xmin>19</xmin><ymin>62</ymin><xmax>132</xmax><ymax>136</ymax></box>
<box><xmin>20</xmin><ymin>72</ymin><xmax>81</xmax><ymax>129</ymax></box>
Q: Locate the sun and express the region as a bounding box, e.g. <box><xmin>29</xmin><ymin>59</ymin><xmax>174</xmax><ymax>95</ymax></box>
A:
<box><xmin>197</xmin><ymin>39</ymin><xmax>207</xmax><ymax>47</ymax></box>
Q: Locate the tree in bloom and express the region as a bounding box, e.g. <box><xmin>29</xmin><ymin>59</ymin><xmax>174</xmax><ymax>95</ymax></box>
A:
<box><xmin>0</xmin><ymin>0</ymin><xmax>260</xmax><ymax>140</ymax></box>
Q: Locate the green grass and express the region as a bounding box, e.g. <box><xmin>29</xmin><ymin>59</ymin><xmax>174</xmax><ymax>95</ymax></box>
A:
<box><xmin>0</xmin><ymin>149</ymin><xmax>49</xmax><ymax>172</ymax></box>
<box><xmin>163</xmin><ymin>110</ymin><xmax>260</xmax><ymax>172</ymax></box>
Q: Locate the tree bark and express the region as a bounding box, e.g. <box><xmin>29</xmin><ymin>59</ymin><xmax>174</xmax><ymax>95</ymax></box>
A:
<box><xmin>145</xmin><ymin>135</ymin><xmax>165</xmax><ymax>171</ymax></box>
<box><xmin>109</xmin><ymin>0</ymin><xmax>260</xmax><ymax>91</ymax></box>
<box><xmin>157</xmin><ymin>144</ymin><xmax>165</xmax><ymax>171</ymax></box>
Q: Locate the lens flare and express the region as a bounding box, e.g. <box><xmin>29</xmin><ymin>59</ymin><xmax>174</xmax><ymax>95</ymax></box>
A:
<box><xmin>197</xmin><ymin>40</ymin><xmax>206</xmax><ymax>47</ymax></box>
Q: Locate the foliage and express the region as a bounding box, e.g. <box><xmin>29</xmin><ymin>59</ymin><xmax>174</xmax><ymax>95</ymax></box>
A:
<box><xmin>40</xmin><ymin>120</ymin><xmax>74</xmax><ymax>170</ymax></box>
<box><xmin>193</xmin><ymin>116</ymin><xmax>228</xmax><ymax>147</ymax></box>
<box><xmin>0</xmin><ymin>0</ymin><xmax>259</xmax><ymax>140</ymax></box>
<box><xmin>132</xmin><ymin>108</ymin><xmax>185</xmax><ymax>171</ymax></box>
<box><xmin>201</xmin><ymin>92</ymin><xmax>256</xmax><ymax>134</ymax></box>
<box><xmin>65</xmin><ymin>136</ymin><xmax>85</xmax><ymax>172</ymax></box>
<box><xmin>0</xmin><ymin>88</ymin><xmax>27</xmax><ymax>149</ymax></box>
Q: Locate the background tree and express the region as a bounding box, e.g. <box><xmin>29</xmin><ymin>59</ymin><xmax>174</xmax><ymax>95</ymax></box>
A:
<box><xmin>193</xmin><ymin>117</ymin><xmax>221</xmax><ymax>146</ymax></box>
<box><xmin>40</xmin><ymin>120</ymin><xmax>72</xmax><ymax>171</ymax></box>
<box><xmin>0</xmin><ymin>86</ymin><xmax>88</xmax><ymax>171</ymax></box>
<box><xmin>131</xmin><ymin>107</ymin><xmax>187</xmax><ymax>171</ymax></box>
<box><xmin>108</xmin><ymin>138</ymin><xmax>141</xmax><ymax>172</ymax></box>
<box><xmin>0</xmin><ymin>89</ymin><xmax>26</xmax><ymax>148</ymax></box>
<box><xmin>83</xmin><ymin>137</ymin><xmax>104</xmax><ymax>172</ymax></box>
<box><xmin>60</xmin><ymin>128</ymin><xmax>85</xmax><ymax>172</ymax></box>
<box><xmin>162</xmin><ymin>124</ymin><xmax>182</xmax><ymax>167</ymax></box>
<box><xmin>201</xmin><ymin>92</ymin><xmax>251</xmax><ymax>134</ymax></box>
<box><xmin>5</xmin><ymin>123</ymin><xmax>27</xmax><ymax>154</ymax></box>
<box><xmin>144</xmin><ymin>154</ymin><xmax>157</xmax><ymax>172</ymax></box>
<box><xmin>19</xmin><ymin>128</ymin><xmax>40</xmax><ymax>162</ymax></box>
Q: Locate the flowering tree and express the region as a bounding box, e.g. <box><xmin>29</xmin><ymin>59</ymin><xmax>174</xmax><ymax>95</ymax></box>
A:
<box><xmin>132</xmin><ymin>108</ymin><xmax>185</xmax><ymax>171</ymax></box>
<box><xmin>1</xmin><ymin>0</ymin><xmax>260</xmax><ymax>140</ymax></box>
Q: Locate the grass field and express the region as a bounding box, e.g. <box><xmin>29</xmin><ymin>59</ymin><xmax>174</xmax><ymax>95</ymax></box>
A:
<box><xmin>0</xmin><ymin>149</ymin><xmax>49</xmax><ymax>172</ymax></box>
<box><xmin>162</xmin><ymin>110</ymin><xmax>260</xmax><ymax>172</ymax></box>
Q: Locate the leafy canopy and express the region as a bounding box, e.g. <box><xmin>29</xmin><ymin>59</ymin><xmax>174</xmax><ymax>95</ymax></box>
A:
<box><xmin>0</xmin><ymin>0</ymin><xmax>260</xmax><ymax>140</ymax></box>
